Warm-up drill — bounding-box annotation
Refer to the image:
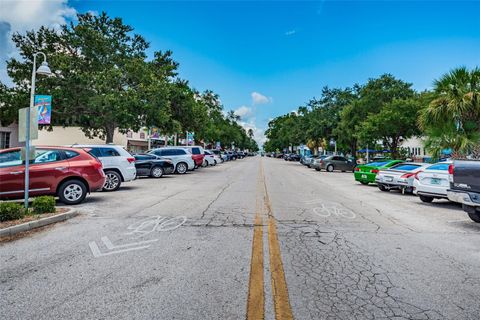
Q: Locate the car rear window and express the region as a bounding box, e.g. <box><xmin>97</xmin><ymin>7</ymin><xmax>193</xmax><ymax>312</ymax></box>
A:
<box><xmin>367</xmin><ymin>161</ymin><xmax>389</xmax><ymax>167</ymax></box>
<box><xmin>191</xmin><ymin>147</ymin><xmax>201</xmax><ymax>155</ymax></box>
<box><xmin>390</xmin><ymin>164</ymin><xmax>421</xmax><ymax>171</ymax></box>
<box><xmin>426</xmin><ymin>163</ymin><xmax>450</xmax><ymax>171</ymax></box>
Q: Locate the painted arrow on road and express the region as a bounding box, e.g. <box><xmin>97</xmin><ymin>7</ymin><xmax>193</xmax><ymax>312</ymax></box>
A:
<box><xmin>89</xmin><ymin>236</ymin><xmax>159</xmax><ymax>258</ymax></box>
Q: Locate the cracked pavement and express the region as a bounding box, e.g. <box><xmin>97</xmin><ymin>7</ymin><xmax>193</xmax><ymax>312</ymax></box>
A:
<box><xmin>1</xmin><ymin>157</ymin><xmax>480</xmax><ymax>319</ymax></box>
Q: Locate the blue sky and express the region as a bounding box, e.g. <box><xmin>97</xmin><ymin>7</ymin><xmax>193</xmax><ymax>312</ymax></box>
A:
<box><xmin>2</xmin><ymin>1</ymin><xmax>480</xmax><ymax>145</ymax></box>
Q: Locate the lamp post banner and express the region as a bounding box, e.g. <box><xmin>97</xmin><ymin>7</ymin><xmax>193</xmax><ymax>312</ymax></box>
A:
<box><xmin>35</xmin><ymin>95</ymin><xmax>52</xmax><ymax>125</ymax></box>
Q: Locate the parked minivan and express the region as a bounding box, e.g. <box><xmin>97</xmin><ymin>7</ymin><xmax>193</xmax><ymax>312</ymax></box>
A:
<box><xmin>148</xmin><ymin>147</ymin><xmax>195</xmax><ymax>174</ymax></box>
<box><xmin>182</xmin><ymin>146</ymin><xmax>205</xmax><ymax>168</ymax></box>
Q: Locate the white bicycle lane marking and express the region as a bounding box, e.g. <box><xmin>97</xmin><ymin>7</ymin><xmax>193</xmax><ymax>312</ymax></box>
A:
<box><xmin>89</xmin><ymin>215</ymin><xmax>187</xmax><ymax>258</ymax></box>
<box><xmin>304</xmin><ymin>200</ymin><xmax>357</xmax><ymax>219</ymax></box>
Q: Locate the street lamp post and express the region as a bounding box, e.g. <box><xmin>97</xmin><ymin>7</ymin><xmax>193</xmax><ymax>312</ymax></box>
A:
<box><xmin>24</xmin><ymin>52</ymin><xmax>52</xmax><ymax>209</ymax></box>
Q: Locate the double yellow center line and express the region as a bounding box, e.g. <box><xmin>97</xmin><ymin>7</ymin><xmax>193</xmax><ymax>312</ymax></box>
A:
<box><xmin>246</xmin><ymin>160</ymin><xmax>293</xmax><ymax>320</ymax></box>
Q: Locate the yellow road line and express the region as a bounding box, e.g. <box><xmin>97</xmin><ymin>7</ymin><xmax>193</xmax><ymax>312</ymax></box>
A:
<box><xmin>263</xmin><ymin>162</ymin><xmax>294</xmax><ymax>320</ymax></box>
<box><xmin>246</xmin><ymin>159</ymin><xmax>293</xmax><ymax>320</ymax></box>
<box><xmin>246</xmin><ymin>166</ymin><xmax>265</xmax><ymax>320</ymax></box>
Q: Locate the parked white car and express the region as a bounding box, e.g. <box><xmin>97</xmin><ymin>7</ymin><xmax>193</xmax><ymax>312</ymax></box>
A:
<box><xmin>148</xmin><ymin>147</ymin><xmax>195</xmax><ymax>174</ymax></box>
<box><xmin>376</xmin><ymin>162</ymin><xmax>430</xmax><ymax>194</ymax></box>
<box><xmin>72</xmin><ymin>144</ymin><xmax>136</xmax><ymax>191</ymax></box>
<box><xmin>413</xmin><ymin>162</ymin><xmax>451</xmax><ymax>202</ymax></box>
<box><xmin>204</xmin><ymin>150</ymin><xmax>220</xmax><ymax>166</ymax></box>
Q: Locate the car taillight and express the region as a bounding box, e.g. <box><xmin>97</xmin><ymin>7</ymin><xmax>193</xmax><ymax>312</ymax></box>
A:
<box><xmin>400</xmin><ymin>173</ymin><xmax>415</xmax><ymax>179</ymax></box>
<box><xmin>414</xmin><ymin>171</ymin><xmax>423</xmax><ymax>180</ymax></box>
<box><xmin>127</xmin><ymin>157</ymin><xmax>135</xmax><ymax>163</ymax></box>
<box><xmin>371</xmin><ymin>169</ymin><xmax>379</xmax><ymax>174</ymax></box>
<box><xmin>448</xmin><ymin>164</ymin><xmax>454</xmax><ymax>175</ymax></box>
<box><xmin>354</xmin><ymin>167</ymin><xmax>360</xmax><ymax>171</ymax></box>
<box><xmin>92</xmin><ymin>159</ymin><xmax>103</xmax><ymax>170</ymax></box>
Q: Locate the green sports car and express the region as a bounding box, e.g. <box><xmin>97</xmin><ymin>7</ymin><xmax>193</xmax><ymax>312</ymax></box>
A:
<box><xmin>354</xmin><ymin>160</ymin><xmax>403</xmax><ymax>185</ymax></box>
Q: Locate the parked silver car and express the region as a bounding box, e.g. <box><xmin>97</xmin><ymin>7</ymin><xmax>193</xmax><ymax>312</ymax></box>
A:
<box><xmin>376</xmin><ymin>162</ymin><xmax>430</xmax><ymax>194</ymax></box>
<box><xmin>312</xmin><ymin>155</ymin><xmax>356</xmax><ymax>172</ymax></box>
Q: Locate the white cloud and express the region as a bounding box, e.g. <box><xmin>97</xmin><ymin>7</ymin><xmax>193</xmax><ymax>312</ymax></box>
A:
<box><xmin>234</xmin><ymin>105</ymin><xmax>253</xmax><ymax>119</ymax></box>
<box><xmin>251</xmin><ymin>91</ymin><xmax>272</xmax><ymax>105</ymax></box>
<box><xmin>0</xmin><ymin>0</ymin><xmax>76</xmax><ymax>84</ymax></box>
<box><xmin>285</xmin><ymin>30</ymin><xmax>296</xmax><ymax>36</ymax></box>
<box><xmin>238</xmin><ymin>117</ymin><xmax>266</xmax><ymax>147</ymax></box>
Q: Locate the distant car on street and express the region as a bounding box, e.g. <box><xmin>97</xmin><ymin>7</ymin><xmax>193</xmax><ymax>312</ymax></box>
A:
<box><xmin>133</xmin><ymin>154</ymin><xmax>175</xmax><ymax>178</ymax></box>
<box><xmin>354</xmin><ymin>160</ymin><xmax>403</xmax><ymax>185</ymax></box>
<box><xmin>287</xmin><ymin>153</ymin><xmax>301</xmax><ymax>161</ymax></box>
<box><xmin>312</xmin><ymin>155</ymin><xmax>356</xmax><ymax>172</ymax></box>
<box><xmin>0</xmin><ymin>146</ymin><xmax>105</xmax><ymax>205</ymax></box>
<box><xmin>376</xmin><ymin>162</ymin><xmax>429</xmax><ymax>194</ymax></box>
<box><xmin>73</xmin><ymin>144</ymin><xmax>136</xmax><ymax>192</ymax></box>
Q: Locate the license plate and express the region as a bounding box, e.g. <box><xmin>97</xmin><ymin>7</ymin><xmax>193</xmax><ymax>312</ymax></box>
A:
<box><xmin>385</xmin><ymin>176</ymin><xmax>393</xmax><ymax>182</ymax></box>
<box><xmin>431</xmin><ymin>178</ymin><xmax>441</xmax><ymax>185</ymax></box>
<box><xmin>361</xmin><ymin>174</ymin><xmax>368</xmax><ymax>179</ymax></box>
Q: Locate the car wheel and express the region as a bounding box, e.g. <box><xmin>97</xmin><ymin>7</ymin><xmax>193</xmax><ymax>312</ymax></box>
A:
<box><xmin>315</xmin><ymin>168</ymin><xmax>320</xmax><ymax>171</ymax></box>
<box><xmin>467</xmin><ymin>210</ymin><xmax>480</xmax><ymax>223</ymax></box>
<box><xmin>58</xmin><ymin>179</ymin><xmax>87</xmax><ymax>205</ymax></box>
<box><xmin>378</xmin><ymin>185</ymin><xmax>389</xmax><ymax>192</ymax></box>
<box><xmin>404</xmin><ymin>187</ymin><xmax>414</xmax><ymax>194</ymax></box>
<box><xmin>360</xmin><ymin>181</ymin><xmax>369</xmax><ymax>185</ymax></box>
<box><xmin>419</xmin><ymin>195</ymin><xmax>434</xmax><ymax>203</ymax></box>
<box><xmin>103</xmin><ymin>171</ymin><xmax>122</xmax><ymax>191</ymax></box>
<box><xmin>214</xmin><ymin>160</ymin><xmax>217</xmax><ymax>166</ymax></box>
<box><xmin>176</xmin><ymin>162</ymin><xmax>188</xmax><ymax>174</ymax></box>
<box><xmin>150</xmin><ymin>166</ymin><xmax>164</xmax><ymax>178</ymax></box>
<box><xmin>326</xmin><ymin>164</ymin><xmax>334</xmax><ymax>172</ymax></box>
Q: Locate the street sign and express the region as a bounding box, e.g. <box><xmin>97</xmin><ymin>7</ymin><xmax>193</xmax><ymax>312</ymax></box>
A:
<box><xmin>35</xmin><ymin>95</ymin><xmax>52</xmax><ymax>124</ymax></box>
<box><xmin>18</xmin><ymin>107</ymin><xmax>38</xmax><ymax>142</ymax></box>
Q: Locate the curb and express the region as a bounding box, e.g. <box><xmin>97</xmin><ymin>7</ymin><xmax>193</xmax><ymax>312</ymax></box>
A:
<box><xmin>0</xmin><ymin>208</ymin><xmax>78</xmax><ymax>237</ymax></box>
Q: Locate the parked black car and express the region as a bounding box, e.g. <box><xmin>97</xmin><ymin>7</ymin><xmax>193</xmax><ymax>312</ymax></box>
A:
<box><xmin>447</xmin><ymin>160</ymin><xmax>480</xmax><ymax>222</ymax></box>
<box><xmin>287</xmin><ymin>153</ymin><xmax>301</xmax><ymax>161</ymax></box>
<box><xmin>133</xmin><ymin>154</ymin><xmax>175</xmax><ymax>178</ymax></box>
<box><xmin>237</xmin><ymin>151</ymin><xmax>246</xmax><ymax>159</ymax></box>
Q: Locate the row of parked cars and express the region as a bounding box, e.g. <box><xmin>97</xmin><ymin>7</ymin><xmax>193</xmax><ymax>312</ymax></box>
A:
<box><xmin>0</xmin><ymin>145</ymin><xmax>252</xmax><ymax>206</ymax></box>
<box><xmin>294</xmin><ymin>153</ymin><xmax>480</xmax><ymax>223</ymax></box>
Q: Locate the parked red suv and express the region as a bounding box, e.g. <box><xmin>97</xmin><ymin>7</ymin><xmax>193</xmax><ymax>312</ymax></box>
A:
<box><xmin>0</xmin><ymin>146</ymin><xmax>105</xmax><ymax>205</ymax></box>
<box><xmin>183</xmin><ymin>146</ymin><xmax>205</xmax><ymax>168</ymax></box>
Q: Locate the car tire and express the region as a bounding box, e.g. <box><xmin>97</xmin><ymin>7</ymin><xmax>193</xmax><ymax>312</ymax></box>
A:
<box><xmin>214</xmin><ymin>160</ymin><xmax>217</xmax><ymax>166</ymax></box>
<box><xmin>150</xmin><ymin>166</ymin><xmax>164</xmax><ymax>178</ymax></box>
<box><xmin>176</xmin><ymin>162</ymin><xmax>188</xmax><ymax>174</ymax></box>
<box><xmin>315</xmin><ymin>168</ymin><xmax>320</xmax><ymax>171</ymax></box>
<box><xmin>419</xmin><ymin>195</ymin><xmax>434</xmax><ymax>203</ymax></box>
<box><xmin>58</xmin><ymin>179</ymin><xmax>87</xmax><ymax>205</ymax></box>
<box><xmin>378</xmin><ymin>185</ymin><xmax>389</xmax><ymax>192</ymax></box>
<box><xmin>467</xmin><ymin>210</ymin><xmax>480</xmax><ymax>223</ymax></box>
<box><xmin>103</xmin><ymin>171</ymin><xmax>122</xmax><ymax>191</ymax></box>
<box><xmin>326</xmin><ymin>164</ymin><xmax>334</xmax><ymax>172</ymax></box>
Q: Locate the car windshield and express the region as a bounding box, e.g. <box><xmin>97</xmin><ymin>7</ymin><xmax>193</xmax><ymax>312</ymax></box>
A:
<box><xmin>390</xmin><ymin>164</ymin><xmax>421</xmax><ymax>171</ymax></box>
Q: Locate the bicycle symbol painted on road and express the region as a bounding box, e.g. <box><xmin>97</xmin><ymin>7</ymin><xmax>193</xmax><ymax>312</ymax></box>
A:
<box><xmin>305</xmin><ymin>200</ymin><xmax>356</xmax><ymax>219</ymax></box>
<box><xmin>126</xmin><ymin>215</ymin><xmax>187</xmax><ymax>238</ymax></box>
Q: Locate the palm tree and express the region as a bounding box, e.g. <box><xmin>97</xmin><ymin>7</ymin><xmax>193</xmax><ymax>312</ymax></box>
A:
<box><xmin>420</xmin><ymin>67</ymin><xmax>480</xmax><ymax>158</ymax></box>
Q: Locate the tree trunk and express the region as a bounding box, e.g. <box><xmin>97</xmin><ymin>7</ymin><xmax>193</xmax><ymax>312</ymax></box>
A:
<box><xmin>105</xmin><ymin>123</ymin><xmax>115</xmax><ymax>144</ymax></box>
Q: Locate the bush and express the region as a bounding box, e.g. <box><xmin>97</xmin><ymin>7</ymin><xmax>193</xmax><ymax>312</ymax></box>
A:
<box><xmin>32</xmin><ymin>196</ymin><xmax>56</xmax><ymax>214</ymax></box>
<box><xmin>0</xmin><ymin>202</ymin><xmax>26</xmax><ymax>222</ymax></box>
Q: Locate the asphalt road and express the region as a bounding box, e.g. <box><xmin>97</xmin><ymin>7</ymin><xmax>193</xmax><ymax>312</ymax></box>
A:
<box><xmin>1</xmin><ymin>157</ymin><xmax>480</xmax><ymax>320</ymax></box>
